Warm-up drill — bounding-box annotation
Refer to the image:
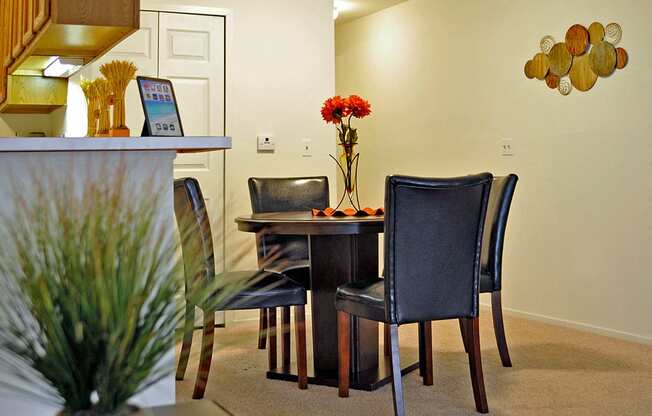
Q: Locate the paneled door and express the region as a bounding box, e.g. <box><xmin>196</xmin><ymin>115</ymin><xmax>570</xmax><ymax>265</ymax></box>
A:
<box><xmin>87</xmin><ymin>10</ymin><xmax>226</xmax><ymax>323</ymax></box>
<box><xmin>158</xmin><ymin>12</ymin><xmax>226</xmax><ymax>278</ymax></box>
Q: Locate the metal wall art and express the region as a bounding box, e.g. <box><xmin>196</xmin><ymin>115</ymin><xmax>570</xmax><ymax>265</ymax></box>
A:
<box><xmin>524</xmin><ymin>22</ymin><xmax>628</xmax><ymax>95</ymax></box>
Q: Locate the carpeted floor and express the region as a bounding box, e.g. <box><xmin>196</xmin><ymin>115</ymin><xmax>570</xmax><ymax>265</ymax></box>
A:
<box><xmin>175</xmin><ymin>311</ymin><xmax>652</xmax><ymax>415</ymax></box>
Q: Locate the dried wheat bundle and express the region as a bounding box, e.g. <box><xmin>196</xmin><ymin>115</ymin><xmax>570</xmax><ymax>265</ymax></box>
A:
<box><xmin>100</xmin><ymin>60</ymin><xmax>137</xmax><ymax>130</ymax></box>
<box><xmin>94</xmin><ymin>78</ymin><xmax>112</xmax><ymax>136</ymax></box>
<box><xmin>80</xmin><ymin>78</ymin><xmax>98</xmax><ymax>137</ymax></box>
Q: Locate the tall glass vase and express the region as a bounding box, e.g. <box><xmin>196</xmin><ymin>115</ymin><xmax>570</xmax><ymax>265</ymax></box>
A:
<box><xmin>330</xmin><ymin>142</ymin><xmax>361</xmax><ymax>211</ymax></box>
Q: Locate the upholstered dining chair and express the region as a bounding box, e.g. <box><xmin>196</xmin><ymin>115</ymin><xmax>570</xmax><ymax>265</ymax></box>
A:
<box><xmin>248</xmin><ymin>176</ymin><xmax>329</xmax><ymax>359</ymax></box>
<box><xmin>336</xmin><ymin>173</ymin><xmax>493</xmax><ymax>415</ymax></box>
<box><xmin>174</xmin><ymin>178</ymin><xmax>308</xmax><ymax>399</ymax></box>
<box><xmin>459</xmin><ymin>174</ymin><xmax>518</xmax><ymax>367</ymax></box>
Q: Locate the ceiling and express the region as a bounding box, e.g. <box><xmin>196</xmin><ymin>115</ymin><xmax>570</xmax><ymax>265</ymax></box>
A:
<box><xmin>334</xmin><ymin>0</ymin><xmax>407</xmax><ymax>24</ymax></box>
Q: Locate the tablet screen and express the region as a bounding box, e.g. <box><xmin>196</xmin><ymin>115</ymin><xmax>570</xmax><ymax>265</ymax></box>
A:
<box><xmin>137</xmin><ymin>77</ymin><xmax>184</xmax><ymax>136</ymax></box>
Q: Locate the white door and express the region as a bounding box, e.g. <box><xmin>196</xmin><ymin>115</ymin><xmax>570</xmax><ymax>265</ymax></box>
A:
<box><xmin>158</xmin><ymin>12</ymin><xmax>226</xmax><ymax>276</ymax></box>
<box><xmin>88</xmin><ymin>11</ymin><xmax>226</xmax><ymax>323</ymax></box>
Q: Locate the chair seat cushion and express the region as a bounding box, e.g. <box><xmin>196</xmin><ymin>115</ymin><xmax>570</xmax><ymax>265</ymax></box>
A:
<box><xmin>335</xmin><ymin>278</ymin><xmax>387</xmax><ymax>322</ymax></box>
<box><xmin>480</xmin><ymin>272</ymin><xmax>495</xmax><ymax>293</ymax></box>
<box><xmin>264</xmin><ymin>258</ymin><xmax>311</xmax><ymax>290</ymax></box>
<box><xmin>218</xmin><ymin>271</ymin><xmax>307</xmax><ymax>310</ymax></box>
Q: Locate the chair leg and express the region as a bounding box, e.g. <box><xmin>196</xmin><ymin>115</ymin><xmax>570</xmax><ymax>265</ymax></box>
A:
<box><xmin>337</xmin><ymin>311</ymin><xmax>350</xmax><ymax>398</ymax></box>
<box><xmin>459</xmin><ymin>318</ymin><xmax>469</xmax><ymax>353</ymax></box>
<box><xmin>389</xmin><ymin>324</ymin><xmax>406</xmax><ymax>416</ymax></box>
<box><xmin>418</xmin><ymin>321</ymin><xmax>433</xmax><ymax>386</ymax></box>
<box><xmin>192</xmin><ymin>310</ymin><xmax>215</xmax><ymax>400</ymax></box>
<box><xmin>268</xmin><ymin>307</ymin><xmax>277</xmax><ymax>371</ymax></box>
<box><xmin>258</xmin><ymin>308</ymin><xmax>268</xmax><ymax>350</ymax></box>
<box><xmin>294</xmin><ymin>305</ymin><xmax>308</xmax><ymax>390</ymax></box>
<box><xmin>492</xmin><ymin>291</ymin><xmax>512</xmax><ymax>367</ymax></box>
<box><xmin>282</xmin><ymin>306</ymin><xmax>291</xmax><ymax>369</ymax></box>
<box><xmin>176</xmin><ymin>301</ymin><xmax>195</xmax><ymax>381</ymax></box>
<box><xmin>384</xmin><ymin>323</ymin><xmax>391</xmax><ymax>356</ymax></box>
<box><xmin>465</xmin><ymin>317</ymin><xmax>489</xmax><ymax>413</ymax></box>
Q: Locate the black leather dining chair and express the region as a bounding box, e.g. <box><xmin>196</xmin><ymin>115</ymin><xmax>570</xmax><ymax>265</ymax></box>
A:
<box><xmin>248</xmin><ymin>176</ymin><xmax>329</xmax><ymax>361</ymax></box>
<box><xmin>459</xmin><ymin>174</ymin><xmax>518</xmax><ymax>367</ymax></box>
<box><xmin>174</xmin><ymin>178</ymin><xmax>308</xmax><ymax>399</ymax></box>
<box><xmin>336</xmin><ymin>173</ymin><xmax>493</xmax><ymax>415</ymax></box>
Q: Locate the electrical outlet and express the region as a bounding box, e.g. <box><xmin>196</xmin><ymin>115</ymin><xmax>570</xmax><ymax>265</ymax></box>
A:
<box><xmin>499</xmin><ymin>138</ymin><xmax>514</xmax><ymax>156</ymax></box>
<box><xmin>257</xmin><ymin>135</ymin><xmax>275</xmax><ymax>152</ymax></box>
<box><xmin>302</xmin><ymin>138</ymin><xmax>312</xmax><ymax>157</ymax></box>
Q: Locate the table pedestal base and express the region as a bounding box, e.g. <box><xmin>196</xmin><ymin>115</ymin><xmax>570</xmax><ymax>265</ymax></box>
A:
<box><xmin>266</xmin><ymin>352</ymin><xmax>419</xmax><ymax>391</ymax></box>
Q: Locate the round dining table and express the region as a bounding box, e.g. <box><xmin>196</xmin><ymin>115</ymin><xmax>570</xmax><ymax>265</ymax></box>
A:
<box><xmin>235</xmin><ymin>211</ymin><xmax>419</xmax><ymax>391</ymax></box>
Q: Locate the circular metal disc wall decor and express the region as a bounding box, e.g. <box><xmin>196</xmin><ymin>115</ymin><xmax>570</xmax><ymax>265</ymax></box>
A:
<box><xmin>588</xmin><ymin>22</ymin><xmax>605</xmax><ymax>45</ymax></box>
<box><xmin>616</xmin><ymin>47</ymin><xmax>628</xmax><ymax>69</ymax></box>
<box><xmin>589</xmin><ymin>41</ymin><xmax>617</xmax><ymax>77</ymax></box>
<box><xmin>605</xmin><ymin>23</ymin><xmax>622</xmax><ymax>45</ymax></box>
<box><xmin>524</xmin><ymin>60</ymin><xmax>535</xmax><ymax>78</ymax></box>
<box><xmin>540</xmin><ymin>35</ymin><xmax>555</xmax><ymax>54</ymax></box>
<box><xmin>531</xmin><ymin>53</ymin><xmax>550</xmax><ymax>80</ymax></box>
<box><xmin>569</xmin><ymin>53</ymin><xmax>598</xmax><ymax>91</ymax></box>
<box><xmin>548</xmin><ymin>43</ymin><xmax>573</xmax><ymax>76</ymax></box>
<box><xmin>565</xmin><ymin>24</ymin><xmax>590</xmax><ymax>56</ymax></box>
<box><xmin>558</xmin><ymin>77</ymin><xmax>572</xmax><ymax>95</ymax></box>
<box><xmin>545</xmin><ymin>73</ymin><xmax>560</xmax><ymax>89</ymax></box>
<box><xmin>524</xmin><ymin>21</ymin><xmax>628</xmax><ymax>95</ymax></box>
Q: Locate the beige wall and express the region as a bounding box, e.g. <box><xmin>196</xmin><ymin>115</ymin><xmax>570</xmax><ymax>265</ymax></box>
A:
<box><xmin>336</xmin><ymin>0</ymin><xmax>652</xmax><ymax>342</ymax></box>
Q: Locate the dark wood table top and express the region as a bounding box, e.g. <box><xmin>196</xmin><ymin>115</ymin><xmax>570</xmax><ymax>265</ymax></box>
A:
<box><xmin>235</xmin><ymin>211</ymin><xmax>384</xmax><ymax>235</ymax></box>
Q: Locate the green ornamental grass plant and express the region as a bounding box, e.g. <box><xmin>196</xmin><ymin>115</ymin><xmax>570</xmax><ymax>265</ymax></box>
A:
<box><xmin>0</xmin><ymin>172</ymin><xmax>266</xmax><ymax>415</ymax></box>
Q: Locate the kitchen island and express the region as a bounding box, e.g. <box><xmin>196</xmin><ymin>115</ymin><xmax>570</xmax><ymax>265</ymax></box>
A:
<box><xmin>0</xmin><ymin>136</ymin><xmax>231</xmax><ymax>415</ymax></box>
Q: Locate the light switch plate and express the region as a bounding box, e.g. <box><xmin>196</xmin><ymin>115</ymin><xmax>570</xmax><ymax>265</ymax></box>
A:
<box><xmin>301</xmin><ymin>138</ymin><xmax>312</xmax><ymax>157</ymax></box>
<box><xmin>499</xmin><ymin>138</ymin><xmax>514</xmax><ymax>156</ymax></box>
<box><xmin>257</xmin><ymin>135</ymin><xmax>275</xmax><ymax>152</ymax></box>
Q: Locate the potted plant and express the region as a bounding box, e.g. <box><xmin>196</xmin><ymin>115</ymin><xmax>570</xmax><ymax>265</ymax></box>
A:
<box><xmin>0</xmin><ymin>172</ymin><xmax>258</xmax><ymax>415</ymax></box>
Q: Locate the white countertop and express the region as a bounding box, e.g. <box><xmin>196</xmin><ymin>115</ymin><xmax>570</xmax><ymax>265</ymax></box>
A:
<box><xmin>0</xmin><ymin>136</ymin><xmax>232</xmax><ymax>153</ymax></box>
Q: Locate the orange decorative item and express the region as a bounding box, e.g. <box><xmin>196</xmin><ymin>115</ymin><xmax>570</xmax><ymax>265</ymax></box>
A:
<box><xmin>320</xmin><ymin>94</ymin><xmax>372</xmax><ymax>213</ymax></box>
<box><xmin>312</xmin><ymin>207</ymin><xmax>384</xmax><ymax>217</ymax></box>
<box><xmin>565</xmin><ymin>24</ymin><xmax>589</xmax><ymax>56</ymax></box>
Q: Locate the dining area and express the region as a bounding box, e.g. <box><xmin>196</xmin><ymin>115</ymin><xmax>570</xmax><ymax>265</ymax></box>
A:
<box><xmin>173</xmin><ymin>171</ymin><xmax>519</xmax><ymax>416</ymax></box>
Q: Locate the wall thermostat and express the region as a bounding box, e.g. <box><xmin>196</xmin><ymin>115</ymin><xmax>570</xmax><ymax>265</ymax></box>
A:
<box><xmin>257</xmin><ymin>135</ymin><xmax>275</xmax><ymax>152</ymax></box>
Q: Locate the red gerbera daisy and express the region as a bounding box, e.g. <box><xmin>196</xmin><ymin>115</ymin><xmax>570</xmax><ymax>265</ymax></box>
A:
<box><xmin>346</xmin><ymin>95</ymin><xmax>371</xmax><ymax>118</ymax></box>
<box><xmin>321</xmin><ymin>96</ymin><xmax>350</xmax><ymax>124</ymax></box>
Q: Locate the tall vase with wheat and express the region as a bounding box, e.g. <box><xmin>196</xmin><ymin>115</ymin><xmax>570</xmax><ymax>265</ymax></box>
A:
<box><xmin>100</xmin><ymin>60</ymin><xmax>137</xmax><ymax>137</ymax></box>
<box><xmin>94</xmin><ymin>78</ymin><xmax>112</xmax><ymax>137</ymax></box>
<box><xmin>321</xmin><ymin>95</ymin><xmax>372</xmax><ymax>211</ymax></box>
<box><xmin>80</xmin><ymin>78</ymin><xmax>98</xmax><ymax>137</ymax></box>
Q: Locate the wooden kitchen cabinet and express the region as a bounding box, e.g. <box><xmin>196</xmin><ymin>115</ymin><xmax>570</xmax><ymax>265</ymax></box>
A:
<box><xmin>0</xmin><ymin>0</ymin><xmax>139</xmax><ymax>111</ymax></box>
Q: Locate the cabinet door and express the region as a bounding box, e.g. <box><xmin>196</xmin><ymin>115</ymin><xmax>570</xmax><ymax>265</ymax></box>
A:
<box><xmin>33</xmin><ymin>0</ymin><xmax>49</xmax><ymax>31</ymax></box>
<box><xmin>22</xmin><ymin>0</ymin><xmax>34</xmax><ymax>46</ymax></box>
<box><xmin>1</xmin><ymin>0</ymin><xmax>11</xmax><ymax>69</ymax></box>
<box><xmin>11</xmin><ymin>0</ymin><xmax>24</xmax><ymax>59</ymax></box>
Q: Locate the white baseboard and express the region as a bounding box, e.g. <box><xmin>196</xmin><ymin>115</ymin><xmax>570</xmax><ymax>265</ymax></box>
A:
<box><xmin>228</xmin><ymin>304</ymin><xmax>651</xmax><ymax>344</ymax></box>
<box><xmin>480</xmin><ymin>302</ymin><xmax>652</xmax><ymax>345</ymax></box>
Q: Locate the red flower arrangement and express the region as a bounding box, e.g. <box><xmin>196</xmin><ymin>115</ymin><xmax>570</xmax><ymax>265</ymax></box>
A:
<box><xmin>320</xmin><ymin>95</ymin><xmax>373</xmax><ymax>212</ymax></box>
<box><xmin>321</xmin><ymin>94</ymin><xmax>371</xmax><ymax>147</ymax></box>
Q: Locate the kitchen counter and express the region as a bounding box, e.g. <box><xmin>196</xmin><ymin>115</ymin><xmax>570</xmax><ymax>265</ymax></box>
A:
<box><xmin>0</xmin><ymin>136</ymin><xmax>231</xmax><ymax>153</ymax></box>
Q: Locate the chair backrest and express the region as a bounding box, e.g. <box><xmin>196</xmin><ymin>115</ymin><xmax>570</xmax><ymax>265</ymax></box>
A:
<box><xmin>248</xmin><ymin>176</ymin><xmax>329</xmax><ymax>262</ymax></box>
<box><xmin>383</xmin><ymin>173</ymin><xmax>492</xmax><ymax>324</ymax></box>
<box><xmin>480</xmin><ymin>174</ymin><xmax>518</xmax><ymax>291</ymax></box>
<box><xmin>174</xmin><ymin>178</ymin><xmax>215</xmax><ymax>298</ymax></box>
